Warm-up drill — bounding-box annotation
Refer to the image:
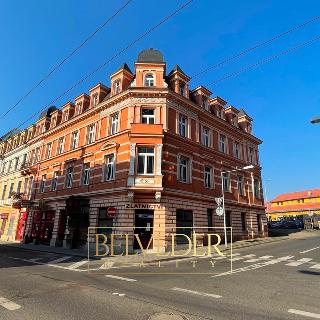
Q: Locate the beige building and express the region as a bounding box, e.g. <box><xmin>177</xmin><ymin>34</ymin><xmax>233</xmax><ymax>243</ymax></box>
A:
<box><xmin>0</xmin><ymin>129</ymin><xmax>30</xmax><ymax>241</ymax></box>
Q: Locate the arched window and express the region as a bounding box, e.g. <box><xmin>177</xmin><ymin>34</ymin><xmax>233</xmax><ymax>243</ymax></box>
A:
<box><xmin>144</xmin><ymin>74</ymin><xmax>154</xmax><ymax>87</ymax></box>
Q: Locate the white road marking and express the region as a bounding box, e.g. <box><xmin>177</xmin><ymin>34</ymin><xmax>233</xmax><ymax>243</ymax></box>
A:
<box><xmin>310</xmin><ymin>264</ymin><xmax>320</xmax><ymax>270</ymax></box>
<box><xmin>300</xmin><ymin>247</ymin><xmax>320</xmax><ymax>254</ymax></box>
<box><xmin>28</xmin><ymin>258</ymin><xmax>43</xmax><ymax>262</ymax></box>
<box><xmin>7</xmin><ymin>256</ymin><xmax>85</xmax><ymax>272</ymax></box>
<box><xmin>288</xmin><ymin>309</ymin><xmax>320</xmax><ymax>319</ymax></box>
<box><xmin>105</xmin><ymin>275</ymin><xmax>137</xmax><ymax>282</ymax></box>
<box><xmin>212</xmin><ymin>256</ymin><xmax>294</xmax><ymax>278</ymax></box>
<box><xmin>0</xmin><ymin>297</ymin><xmax>21</xmax><ymax>311</ymax></box>
<box><xmin>112</xmin><ymin>292</ymin><xmax>126</xmax><ymax>297</ymax></box>
<box><xmin>285</xmin><ymin>258</ymin><xmax>313</xmax><ymax>267</ymax></box>
<box><xmin>172</xmin><ymin>287</ymin><xmax>222</xmax><ymax>299</ymax></box>
<box><xmin>67</xmin><ymin>260</ymin><xmax>88</xmax><ymax>270</ymax></box>
<box><xmin>48</xmin><ymin>256</ymin><xmax>72</xmax><ymax>264</ymax></box>
<box><xmin>244</xmin><ymin>255</ymin><xmax>274</xmax><ymax>263</ymax></box>
<box><xmin>231</xmin><ymin>254</ymin><xmax>256</xmax><ymax>261</ymax></box>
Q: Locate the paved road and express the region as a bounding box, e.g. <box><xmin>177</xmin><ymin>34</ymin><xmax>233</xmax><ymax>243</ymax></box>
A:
<box><xmin>0</xmin><ymin>231</ymin><xmax>319</xmax><ymax>320</ymax></box>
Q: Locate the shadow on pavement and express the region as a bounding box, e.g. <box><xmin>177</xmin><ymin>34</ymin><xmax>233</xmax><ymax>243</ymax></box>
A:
<box><xmin>299</xmin><ymin>270</ymin><xmax>320</xmax><ymax>276</ymax></box>
<box><xmin>268</xmin><ymin>228</ymin><xmax>304</xmax><ymax>237</ymax></box>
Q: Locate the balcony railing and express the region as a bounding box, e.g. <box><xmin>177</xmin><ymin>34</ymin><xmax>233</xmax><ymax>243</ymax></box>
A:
<box><xmin>0</xmin><ymin>198</ymin><xmax>13</xmax><ymax>206</ymax></box>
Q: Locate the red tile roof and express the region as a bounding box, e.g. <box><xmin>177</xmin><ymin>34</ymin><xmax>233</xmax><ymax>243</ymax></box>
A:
<box><xmin>267</xmin><ymin>202</ymin><xmax>320</xmax><ymax>213</ymax></box>
<box><xmin>271</xmin><ymin>188</ymin><xmax>320</xmax><ymax>202</ymax></box>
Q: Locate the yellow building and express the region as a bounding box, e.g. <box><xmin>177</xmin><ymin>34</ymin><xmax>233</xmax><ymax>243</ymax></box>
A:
<box><xmin>266</xmin><ymin>189</ymin><xmax>320</xmax><ymax>221</ymax></box>
<box><xmin>0</xmin><ymin>129</ymin><xmax>30</xmax><ymax>242</ymax></box>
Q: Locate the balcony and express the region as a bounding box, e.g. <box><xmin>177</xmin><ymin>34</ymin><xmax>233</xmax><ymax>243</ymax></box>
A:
<box><xmin>0</xmin><ymin>198</ymin><xmax>13</xmax><ymax>206</ymax></box>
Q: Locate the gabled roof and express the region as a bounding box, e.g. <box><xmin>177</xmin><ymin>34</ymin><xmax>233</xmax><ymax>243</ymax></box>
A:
<box><xmin>168</xmin><ymin>64</ymin><xmax>188</xmax><ymax>77</ymax></box>
<box><xmin>115</xmin><ymin>63</ymin><xmax>133</xmax><ymax>75</ymax></box>
<box><xmin>238</xmin><ymin>108</ymin><xmax>252</xmax><ymax>121</ymax></box>
<box><xmin>271</xmin><ymin>189</ymin><xmax>320</xmax><ymax>202</ymax></box>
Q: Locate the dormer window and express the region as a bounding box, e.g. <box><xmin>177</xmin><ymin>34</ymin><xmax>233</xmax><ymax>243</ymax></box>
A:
<box><xmin>144</xmin><ymin>74</ymin><xmax>154</xmax><ymax>87</ymax></box>
<box><xmin>93</xmin><ymin>94</ymin><xmax>98</xmax><ymax>107</ymax></box>
<box><xmin>179</xmin><ymin>83</ymin><xmax>185</xmax><ymax>96</ymax></box>
<box><xmin>51</xmin><ymin>117</ymin><xmax>57</xmax><ymax>128</ymax></box>
<box><xmin>76</xmin><ymin>103</ymin><xmax>82</xmax><ymax>115</ymax></box>
<box><xmin>203</xmin><ymin>98</ymin><xmax>209</xmax><ymax>111</ymax></box>
<box><xmin>64</xmin><ymin>111</ymin><xmax>69</xmax><ymax>122</ymax></box>
<box><xmin>114</xmin><ymin>80</ymin><xmax>121</xmax><ymax>94</ymax></box>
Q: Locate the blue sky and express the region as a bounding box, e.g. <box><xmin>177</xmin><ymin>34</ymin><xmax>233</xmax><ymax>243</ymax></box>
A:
<box><xmin>0</xmin><ymin>0</ymin><xmax>319</xmax><ymax>200</ymax></box>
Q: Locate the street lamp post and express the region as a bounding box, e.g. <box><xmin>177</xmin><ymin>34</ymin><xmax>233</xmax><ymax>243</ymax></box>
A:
<box><xmin>221</xmin><ymin>165</ymin><xmax>254</xmax><ymax>248</ymax></box>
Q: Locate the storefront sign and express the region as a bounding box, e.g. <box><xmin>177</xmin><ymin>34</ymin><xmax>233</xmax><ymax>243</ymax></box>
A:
<box><xmin>124</xmin><ymin>203</ymin><xmax>164</xmax><ymax>210</ymax></box>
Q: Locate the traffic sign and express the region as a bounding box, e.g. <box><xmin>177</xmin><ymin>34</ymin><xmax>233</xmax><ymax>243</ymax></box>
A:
<box><xmin>216</xmin><ymin>207</ymin><xmax>224</xmax><ymax>216</ymax></box>
<box><xmin>215</xmin><ymin>197</ymin><xmax>223</xmax><ymax>206</ymax></box>
<box><xmin>107</xmin><ymin>207</ymin><xmax>117</xmax><ymax>218</ymax></box>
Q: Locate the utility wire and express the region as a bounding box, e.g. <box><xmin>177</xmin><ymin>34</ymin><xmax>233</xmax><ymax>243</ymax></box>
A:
<box><xmin>0</xmin><ymin>0</ymin><xmax>134</xmax><ymax>120</ymax></box>
<box><xmin>191</xmin><ymin>15</ymin><xmax>320</xmax><ymax>79</ymax></box>
<box><xmin>14</xmin><ymin>0</ymin><xmax>194</xmax><ymax>130</ymax></box>
<box><xmin>210</xmin><ymin>34</ymin><xmax>320</xmax><ymax>85</ymax></box>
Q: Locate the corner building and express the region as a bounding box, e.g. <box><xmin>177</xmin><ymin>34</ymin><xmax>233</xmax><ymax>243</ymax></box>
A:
<box><xmin>23</xmin><ymin>49</ymin><xmax>267</xmax><ymax>252</ymax></box>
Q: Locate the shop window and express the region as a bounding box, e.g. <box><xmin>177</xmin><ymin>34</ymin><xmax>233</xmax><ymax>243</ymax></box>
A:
<box><xmin>137</xmin><ymin>147</ymin><xmax>154</xmax><ymax>175</ymax></box>
<box><xmin>98</xmin><ymin>208</ymin><xmax>114</xmax><ymax>240</ymax></box>
<box><xmin>176</xmin><ymin>209</ymin><xmax>193</xmax><ymax>244</ymax></box>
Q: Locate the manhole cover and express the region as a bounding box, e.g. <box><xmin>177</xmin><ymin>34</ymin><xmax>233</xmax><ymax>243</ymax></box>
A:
<box><xmin>148</xmin><ymin>313</ymin><xmax>188</xmax><ymax>320</ymax></box>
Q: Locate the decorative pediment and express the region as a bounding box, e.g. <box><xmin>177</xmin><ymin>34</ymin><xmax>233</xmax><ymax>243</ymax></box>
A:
<box><xmin>100</xmin><ymin>141</ymin><xmax>119</xmax><ymax>151</ymax></box>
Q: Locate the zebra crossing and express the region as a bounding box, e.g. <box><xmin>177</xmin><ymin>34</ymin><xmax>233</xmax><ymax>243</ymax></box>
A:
<box><xmin>212</xmin><ymin>252</ymin><xmax>320</xmax><ymax>271</ymax></box>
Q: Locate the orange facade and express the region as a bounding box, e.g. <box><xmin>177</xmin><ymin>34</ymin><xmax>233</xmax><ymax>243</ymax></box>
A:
<box><xmin>18</xmin><ymin>49</ymin><xmax>266</xmax><ymax>251</ymax></box>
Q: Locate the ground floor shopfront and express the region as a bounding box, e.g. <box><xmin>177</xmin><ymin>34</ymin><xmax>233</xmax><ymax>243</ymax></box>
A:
<box><xmin>24</xmin><ymin>192</ymin><xmax>267</xmax><ymax>253</ymax></box>
<box><xmin>0</xmin><ymin>206</ymin><xmax>28</xmax><ymax>242</ymax></box>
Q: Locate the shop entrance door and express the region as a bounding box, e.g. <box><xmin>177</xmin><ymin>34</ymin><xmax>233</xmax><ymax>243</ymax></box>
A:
<box><xmin>176</xmin><ymin>209</ymin><xmax>193</xmax><ymax>244</ymax></box>
<box><xmin>134</xmin><ymin>209</ymin><xmax>154</xmax><ymax>250</ymax></box>
<box><xmin>0</xmin><ymin>217</ymin><xmax>7</xmax><ymax>236</ymax></box>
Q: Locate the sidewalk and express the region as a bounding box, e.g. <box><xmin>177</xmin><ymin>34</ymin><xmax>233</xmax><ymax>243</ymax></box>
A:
<box><xmin>0</xmin><ymin>233</ymin><xmax>295</xmax><ymax>262</ymax></box>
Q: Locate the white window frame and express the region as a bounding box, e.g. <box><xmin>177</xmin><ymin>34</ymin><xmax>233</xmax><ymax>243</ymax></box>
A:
<box><xmin>141</xmin><ymin>108</ymin><xmax>155</xmax><ymax>124</ymax></box>
<box><xmin>82</xmin><ymin>163</ymin><xmax>90</xmax><ymax>186</ymax></box>
<box><xmin>110</xmin><ymin>113</ymin><xmax>119</xmax><ymax>135</ymax></box>
<box><xmin>71</xmin><ymin>130</ymin><xmax>79</xmax><ymax>150</ymax></box>
<box><xmin>237</xmin><ymin>175</ymin><xmax>245</xmax><ymax>195</ymax></box>
<box><xmin>178</xmin><ymin>114</ymin><xmax>188</xmax><ymax>137</ymax></box>
<box><xmin>178</xmin><ymin>156</ymin><xmax>190</xmax><ymax>183</ymax></box>
<box><xmin>144</xmin><ymin>74</ymin><xmax>155</xmax><ymax>87</ymax></box>
<box><xmin>219</xmin><ymin>134</ymin><xmax>227</xmax><ymax>153</ymax></box>
<box><xmin>76</xmin><ymin>103</ymin><xmax>82</xmax><ymax>115</ymax></box>
<box><xmin>65</xmin><ymin>167</ymin><xmax>73</xmax><ymax>189</ymax></box>
<box><xmin>46</xmin><ymin>142</ymin><xmax>52</xmax><ymax>159</ymax></box>
<box><xmin>57</xmin><ymin>137</ymin><xmax>65</xmax><ymax>155</ymax></box>
<box><xmin>87</xmin><ymin>124</ymin><xmax>96</xmax><ymax>144</ymax></box>
<box><xmin>93</xmin><ymin>94</ymin><xmax>98</xmax><ymax>107</ymax></box>
<box><xmin>179</xmin><ymin>83</ymin><xmax>185</xmax><ymax>96</ymax></box>
<box><xmin>40</xmin><ymin>175</ymin><xmax>46</xmax><ymax>193</ymax></box>
<box><xmin>204</xmin><ymin>166</ymin><xmax>213</xmax><ymax>188</ymax></box>
<box><xmin>234</xmin><ymin>142</ymin><xmax>241</xmax><ymax>159</ymax></box>
<box><xmin>104</xmin><ymin>154</ymin><xmax>115</xmax><ymax>181</ymax></box>
<box><xmin>137</xmin><ymin>147</ymin><xmax>155</xmax><ymax>175</ymax></box>
<box><xmin>51</xmin><ymin>171</ymin><xmax>59</xmax><ymax>191</ymax></box>
<box><xmin>202</xmin><ymin>127</ymin><xmax>210</xmax><ymax>147</ymax></box>
<box><xmin>253</xmin><ymin>178</ymin><xmax>261</xmax><ymax>199</ymax></box>
<box><xmin>222</xmin><ymin>171</ymin><xmax>231</xmax><ymax>192</ymax></box>
<box><xmin>114</xmin><ymin>80</ymin><xmax>121</xmax><ymax>94</ymax></box>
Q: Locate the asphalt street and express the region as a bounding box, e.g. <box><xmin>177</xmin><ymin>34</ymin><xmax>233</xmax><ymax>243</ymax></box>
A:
<box><xmin>0</xmin><ymin>231</ymin><xmax>319</xmax><ymax>320</ymax></box>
